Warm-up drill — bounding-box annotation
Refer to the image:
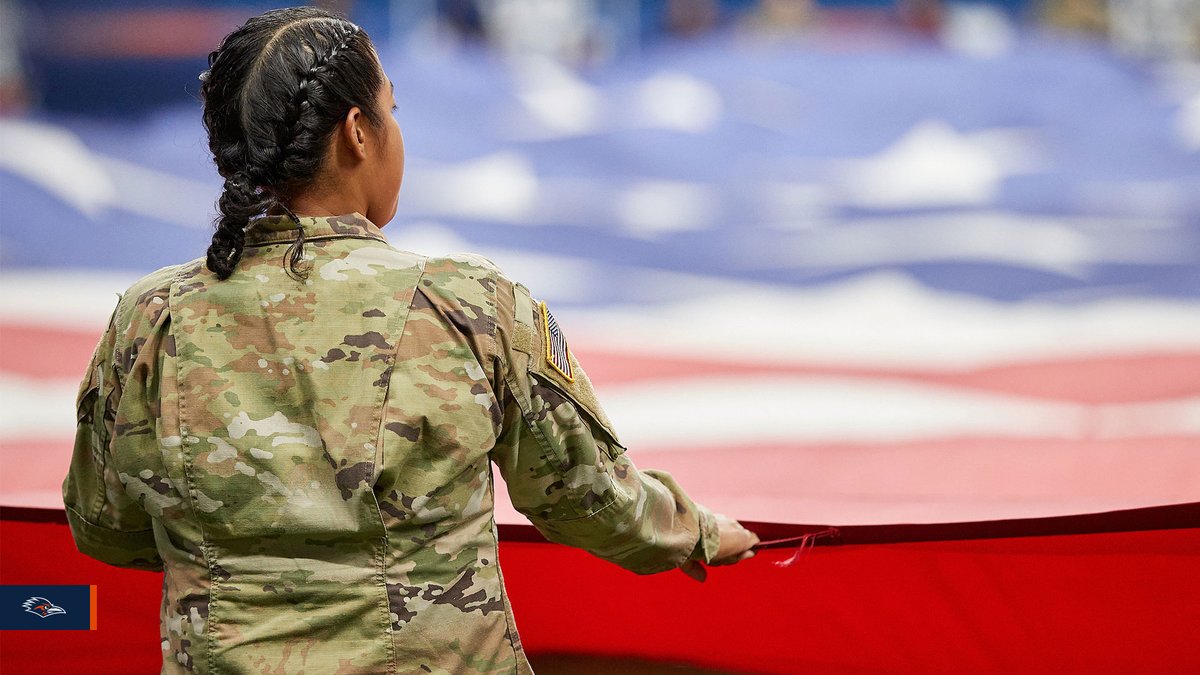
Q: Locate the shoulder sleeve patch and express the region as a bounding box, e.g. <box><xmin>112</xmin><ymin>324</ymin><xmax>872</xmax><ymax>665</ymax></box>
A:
<box><xmin>539</xmin><ymin>301</ymin><xmax>574</xmax><ymax>382</ymax></box>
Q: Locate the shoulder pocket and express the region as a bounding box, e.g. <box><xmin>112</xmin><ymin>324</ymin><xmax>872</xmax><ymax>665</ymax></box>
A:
<box><xmin>77</xmin><ymin>301</ymin><xmax>121</xmax><ymax>427</ymax></box>
<box><xmin>528</xmin><ymin>366</ymin><xmax>625</xmax><ymax>461</ymax></box>
<box><xmin>76</xmin><ymin>382</ymin><xmax>99</xmax><ymax>425</ymax></box>
<box><xmin>75</xmin><ymin>353</ymin><xmax>105</xmax><ymax>426</ymax></box>
<box><xmin>527</xmin><ymin>300</ymin><xmax>623</xmax><ymax>450</ymax></box>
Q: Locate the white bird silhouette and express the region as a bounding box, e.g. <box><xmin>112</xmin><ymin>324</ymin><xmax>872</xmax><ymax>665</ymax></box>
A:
<box><xmin>21</xmin><ymin>596</ymin><xmax>66</xmax><ymax>618</ymax></box>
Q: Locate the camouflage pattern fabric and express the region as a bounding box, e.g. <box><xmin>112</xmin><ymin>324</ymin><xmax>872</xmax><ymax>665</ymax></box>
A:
<box><xmin>63</xmin><ymin>212</ymin><xmax>720</xmax><ymax>674</ymax></box>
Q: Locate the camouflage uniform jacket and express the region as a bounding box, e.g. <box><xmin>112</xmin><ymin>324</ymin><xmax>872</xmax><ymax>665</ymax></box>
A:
<box><xmin>63</xmin><ymin>212</ymin><xmax>720</xmax><ymax>674</ymax></box>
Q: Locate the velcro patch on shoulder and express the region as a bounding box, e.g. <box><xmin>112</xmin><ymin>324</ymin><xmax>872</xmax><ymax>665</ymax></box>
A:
<box><xmin>539</xmin><ymin>301</ymin><xmax>574</xmax><ymax>382</ymax></box>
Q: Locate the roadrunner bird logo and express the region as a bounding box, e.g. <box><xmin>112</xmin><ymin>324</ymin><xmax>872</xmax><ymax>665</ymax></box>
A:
<box><xmin>22</xmin><ymin>596</ymin><xmax>66</xmax><ymax>618</ymax></box>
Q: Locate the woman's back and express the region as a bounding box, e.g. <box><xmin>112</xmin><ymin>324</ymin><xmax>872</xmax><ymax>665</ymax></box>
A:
<box><xmin>77</xmin><ymin>213</ymin><xmax>526</xmax><ymax>671</ymax></box>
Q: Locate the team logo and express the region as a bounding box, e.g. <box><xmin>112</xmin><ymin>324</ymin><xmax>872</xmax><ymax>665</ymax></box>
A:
<box><xmin>22</xmin><ymin>596</ymin><xmax>66</xmax><ymax>618</ymax></box>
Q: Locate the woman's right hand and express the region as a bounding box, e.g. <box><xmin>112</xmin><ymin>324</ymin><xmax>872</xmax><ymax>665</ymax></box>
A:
<box><xmin>680</xmin><ymin>512</ymin><xmax>759</xmax><ymax>581</ymax></box>
<box><xmin>711</xmin><ymin>512</ymin><xmax>759</xmax><ymax>564</ymax></box>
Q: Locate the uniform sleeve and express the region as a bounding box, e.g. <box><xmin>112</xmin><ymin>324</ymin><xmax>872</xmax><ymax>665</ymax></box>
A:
<box><xmin>62</xmin><ymin>300</ymin><xmax>163</xmax><ymax>571</ymax></box>
<box><xmin>489</xmin><ymin>275</ymin><xmax>720</xmax><ymax>574</ymax></box>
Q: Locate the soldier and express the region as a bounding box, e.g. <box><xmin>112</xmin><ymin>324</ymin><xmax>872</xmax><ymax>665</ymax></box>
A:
<box><xmin>62</xmin><ymin>7</ymin><xmax>758</xmax><ymax>673</ymax></box>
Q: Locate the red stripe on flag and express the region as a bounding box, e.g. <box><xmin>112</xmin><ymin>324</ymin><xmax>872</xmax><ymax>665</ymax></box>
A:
<box><xmin>573</xmin><ymin>346</ymin><xmax>1200</xmax><ymax>404</ymax></box>
<box><xmin>7</xmin><ymin>322</ymin><xmax>1199</xmax><ymax>404</ymax></box>
<box><xmin>0</xmin><ymin>323</ymin><xmax>102</xmax><ymax>379</ymax></box>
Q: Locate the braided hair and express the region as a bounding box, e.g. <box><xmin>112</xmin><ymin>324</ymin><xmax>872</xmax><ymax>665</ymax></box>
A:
<box><xmin>199</xmin><ymin>7</ymin><xmax>384</xmax><ymax>280</ymax></box>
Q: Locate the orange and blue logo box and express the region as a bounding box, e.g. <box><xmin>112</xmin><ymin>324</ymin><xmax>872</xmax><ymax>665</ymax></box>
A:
<box><xmin>0</xmin><ymin>585</ymin><xmax>96</xmax><ymax>630</ymax></box>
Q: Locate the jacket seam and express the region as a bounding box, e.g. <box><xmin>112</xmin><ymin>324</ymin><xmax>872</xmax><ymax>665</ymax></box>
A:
<box><xmin>487</xmin><ymin>268</ymin><xmax>498</xmax><ymax>383</ymax></box>
<box><xmin>168</xmin><ymin>265</ymin><xmax>218</xmax><ymax>675</ymax></box>
<box><xmin>376</xmin><ymin>538</ymin><xmax>396</xmax><ymax>674</ymax></box>
<box><xmin>243</xmin><ymin>233</ymin><xmax>388</xmax><ymax>248</ymax></box>
<box><xmin>485</xmin><ymin>269</ymin><xmax>503</xmax><ymax>442</ymax></box>
<box><xmin>82</xmin><ymin>303</ymin><xmax>122</xmax><ymax>525</ymax></box>
<box><xmin>486</xmin><ymin>462</ymin><xmax>526</xmax><ymax>671</ymax></box>
<box><xmin>372</xmin><ymin>252</ymin><xmax>427</xmax><ymax>673</ymax></box>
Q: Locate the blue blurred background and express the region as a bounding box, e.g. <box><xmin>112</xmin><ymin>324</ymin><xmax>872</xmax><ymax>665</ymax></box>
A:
<box><xmin>3</xmin><ymin>0</ymin><xmax>1198</xmax><ymax>296</ymax></box>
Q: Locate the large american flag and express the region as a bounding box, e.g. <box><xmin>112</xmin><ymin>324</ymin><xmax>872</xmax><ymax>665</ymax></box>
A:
<box><xmin>3</xmin><ymin>35</ymin><xmax>1199</xmax><ymax>526</ymax></box>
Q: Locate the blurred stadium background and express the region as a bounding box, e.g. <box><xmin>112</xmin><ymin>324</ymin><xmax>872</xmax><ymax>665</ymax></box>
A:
<box><xmin>0</xmin><ymin>0</ymin><xmax>1198</xmax><ymax>670</ymax></box>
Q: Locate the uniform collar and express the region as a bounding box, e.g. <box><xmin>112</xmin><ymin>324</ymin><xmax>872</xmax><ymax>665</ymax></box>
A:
<box><xmin>244</xmin><ymin>212</ymin><xmax>388</xmax><ymax>247</ymax></box>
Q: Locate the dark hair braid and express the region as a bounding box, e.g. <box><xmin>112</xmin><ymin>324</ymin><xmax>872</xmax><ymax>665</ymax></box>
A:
<box><xmin>277</xmin><ymin>22</ymin><xmax>360</xmax><ymax>179</ymax></box>
<box><xmin>207</xmin><ymin>172</ymin><xmax>271</xmax><ymax>277</ymax></box>
<box><xmin>198</xmin><ymin>7</ymin><xmax>383</xmax><ymax>280</ymax></box>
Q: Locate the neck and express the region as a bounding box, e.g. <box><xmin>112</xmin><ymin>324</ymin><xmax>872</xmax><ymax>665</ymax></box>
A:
<box><xmin>285</xmin><ymin>168</ymin><xmax>368</xmax><ymax>219</ymax></box>
<box><xmin>284</xmin><ymin>192</ymin><xmax>364</xmax><ymax>219</ymax></box>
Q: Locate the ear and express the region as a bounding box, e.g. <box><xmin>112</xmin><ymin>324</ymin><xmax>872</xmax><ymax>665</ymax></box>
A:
<box><xmin>339</xmin><ymin>106</ymin><xmax>369</xmax><ymax>161</ymax></box>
